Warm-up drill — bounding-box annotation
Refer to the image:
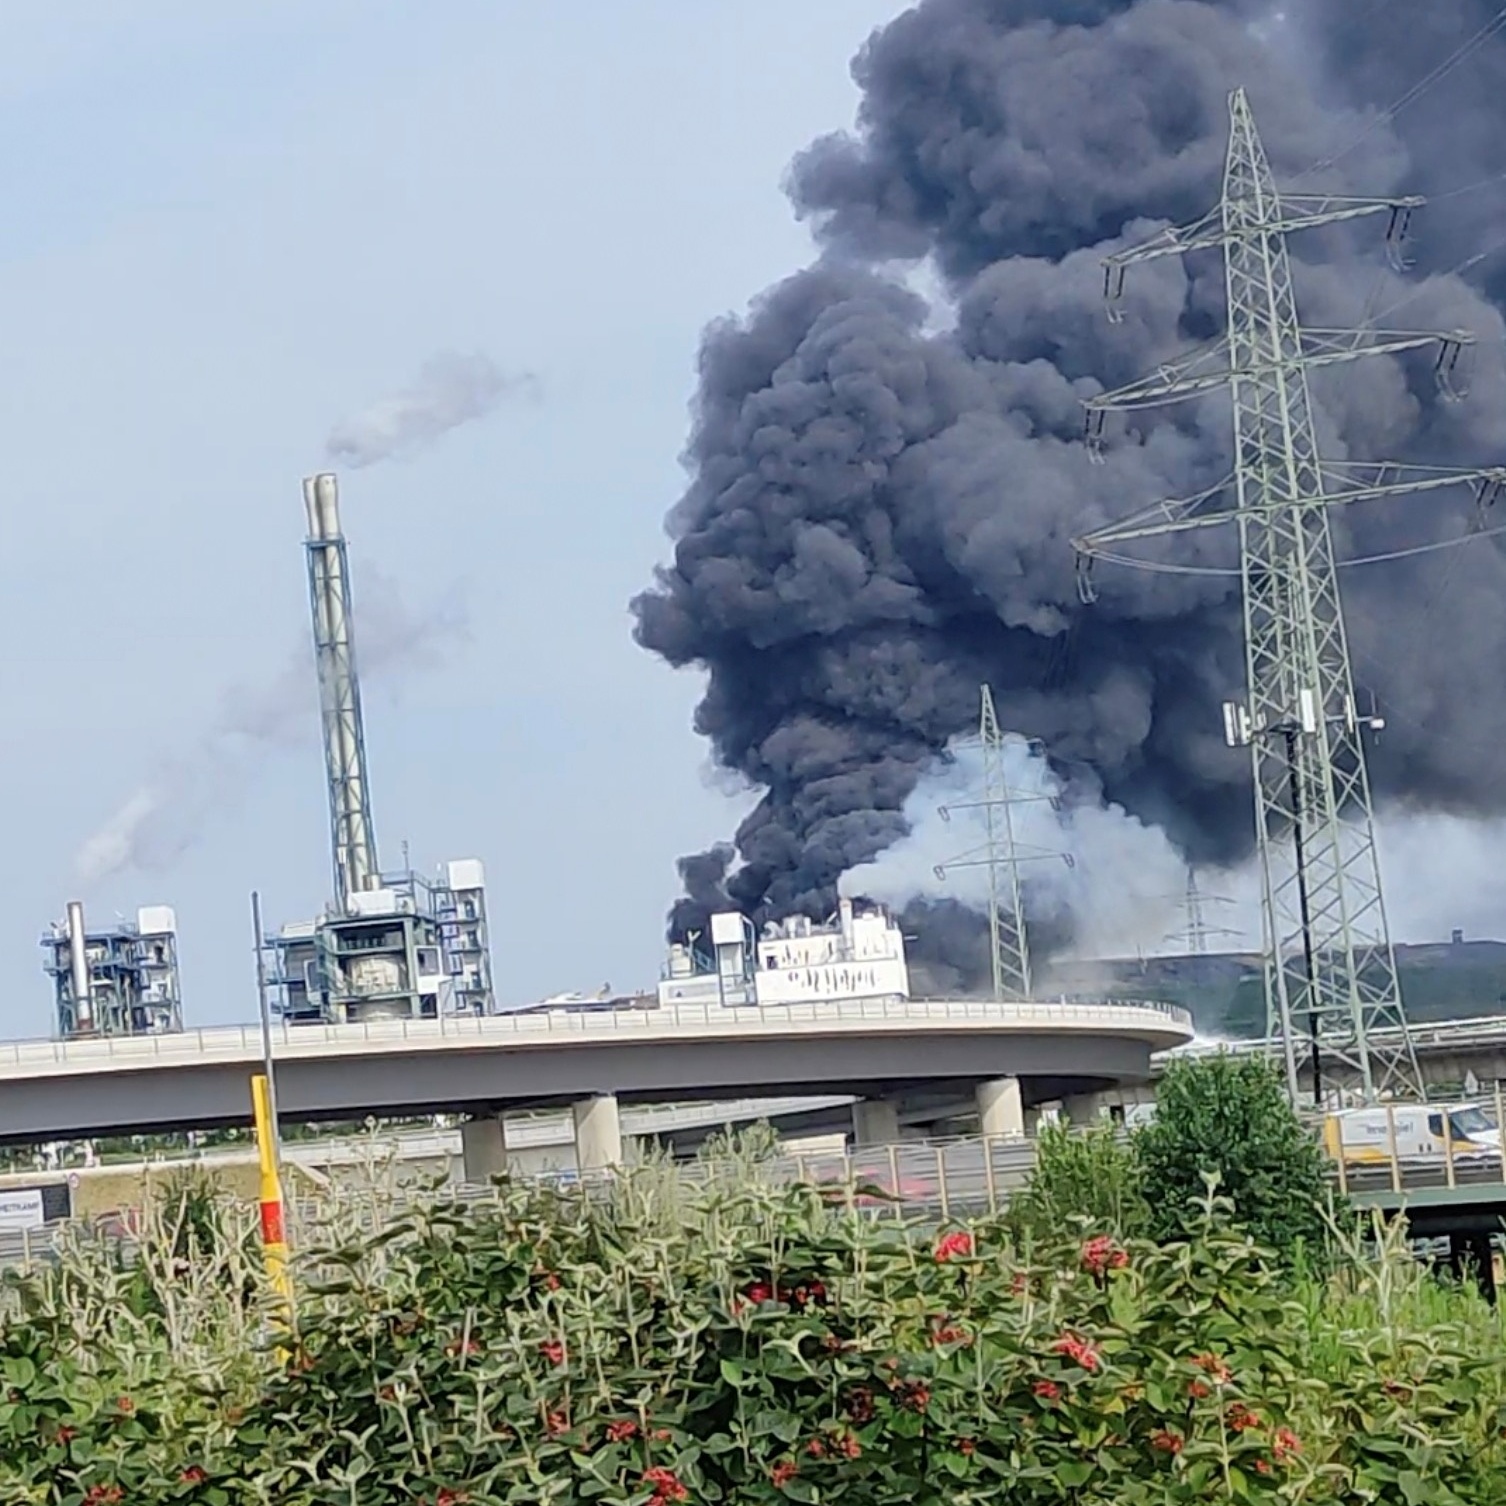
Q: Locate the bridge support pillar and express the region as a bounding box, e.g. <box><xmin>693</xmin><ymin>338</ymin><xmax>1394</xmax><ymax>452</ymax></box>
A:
<box><xmin>573</xmin><ymin>1093</ymin><xmax>623</xmax><ymax>1172</ymax></box>
<box><xmin>460</xmin><ymin>1116</ymin><xmax>508</xmax><ymax>1183</ymax></box>
<box><xmin>851</xmin><ymin>1098</ymin><xmax>901</xmax><ymax>1146</ymax></box>
<box><xmin>1061</xmin><ymin>1093</ymin><xmax>1109</xmax><ymax>1126</ymax></box>
<box><xmin>977</xmin><ymin>1076</ymin><xmax>1025</xmax><ymax>1139</ymax></box>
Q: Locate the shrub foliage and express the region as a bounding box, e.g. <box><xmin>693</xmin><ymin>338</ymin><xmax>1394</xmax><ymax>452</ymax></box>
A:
<box><xmin>1135</xmin><ymin>1055</ymin><xmax>1337</xmax><ymax>1260</ymax></box>
<box><xmin>2</xmin><ymin>1164</ymin><xmax>1503</xmax><ymax>1504</ymax></box>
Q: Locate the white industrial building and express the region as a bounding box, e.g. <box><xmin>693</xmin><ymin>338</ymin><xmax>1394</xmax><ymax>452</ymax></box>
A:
<box><xmin>658</xmin><ymin>898</ymin><xmax>909</xmax><ymax>1008</ymax></box>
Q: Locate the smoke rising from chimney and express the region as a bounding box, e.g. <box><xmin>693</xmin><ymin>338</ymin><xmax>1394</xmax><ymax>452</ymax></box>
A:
<box><xmin>326</xmin><ymin>352</ymin><xmax>537</xmax><ymax>468</ymax></box>
<box><xmin>632</xmin><ymin>0</ymin><xmax>1506</xmax><ymax>947</ymax></box>
<box><xmin>74</xmin><ymin>570</ymin><xmax>466</xmax><ymax>886</ymax></box>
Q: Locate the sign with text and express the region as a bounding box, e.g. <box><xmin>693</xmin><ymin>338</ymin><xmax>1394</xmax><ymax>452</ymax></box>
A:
<box><xmin>0</xmin><ymin>1188</ymin><xmax>45</xmax><ymax>1230</ymax></box>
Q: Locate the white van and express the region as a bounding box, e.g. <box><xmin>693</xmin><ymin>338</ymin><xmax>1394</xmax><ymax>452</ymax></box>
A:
<box><xmin>1322</xmin><ymin>1102</ymin><xmax>1500</xmax><ymax>1163</ymax></box>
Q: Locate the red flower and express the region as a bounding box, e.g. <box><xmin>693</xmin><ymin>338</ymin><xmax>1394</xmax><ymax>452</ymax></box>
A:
<box><xmin>1032</xmin><ymin>1379</ymin><xmax>1063</xmax><ymax>1403</ymax></box>
<box><xmin>116</xmin><ymin>1396</ymin><xmax>135</xmax><ymax>1414</ymax></box>
<box><xmin>1226</xmin><ymin>1403</ymin><xmax>1260</xmax><ymax>1434</ymax></box>
<box><xmin>935</xmin><ymin>1229</ymin><xmax>974</xmax><ymax>1263</ymax></box>
<box><xmin>545</xmin><ymin>1409</ymin><xmax>570</xmax><ymax>1435</ymax></box>
<box><xmin>544</xmin><ymin>1272</ymin><xmax>562</xmax><ymax>1291</ymax></box>
<box><xmin>805</xmin><ymin>1437</ymin><xmax>826</xmax><ymax>1458</ymax></box>
<box><xmin>1010</xmin><ymin>1271</ymin><xmax>1030</xmax><ymax>1296</ymax></box>
<box><xmin>1273</xmin><ymin>1427</ymin><xmax>1302</xmax><ymax>1461</ymax></box>
<box><xmin>643</xmin><ymin>1468</ymin><xmax>688</xmax><ymax>1505</ymax></box>
<box><xmin>1080</xmin><ymin>1235</ymin><xmax>1130</xmax><ymax>1277</ymax></box>
<box><xmin>1187</xmin><ymin>1380</ymin><xmax>1211</xmax><ymax>1400</ymax></box>
<box><xmin>932</xmin><ymin>1322</ymin><xmax>970</xmax><ymax>1347</ymax></box>
<box><xmin>899</xmin><ymin>1380</ymin><xmax>931</xmax><ymax>1412</ymax></box>
<box><xmin>445</xmin><ymin>1336</ymin><xmax>481</xmax><ymax>1358</ymax></box>
<box><xmin>54</xmin><ymin>1425</ymin><xmax>76</xmax><ymax>1445</ymax></box>
<box><xmin>770</xmin><ymin>1460</ymin><xmax>799</xmax><ymax>1487</ymax></box>
<box><xmin>1051</xmin><ymin>1334</ymin><xmax>1102</xmax><ymax>1373</ymax></box>
<box><xmin>957</xmin><ymin>1437</ymin><xmax>976</xmax><ymax>1456</ymax></box>
<box><xmin>180</xmin><ymin>1466</ymin><xmax>209</xmax><ymax>1484</ymax></box>
<box><xmin>836</xmin><ymin>1433</ymin><xmax>861</xmax><ymax>1459</ymax></box>
<box><xmin>652</xmin><ymin>1427</ymin><xmax>673</xmax><ymax>1442</ymax></box>
<box><xmin>1192</xmin><ymin>1353</ymin><xmax>1231</xmax><ymax>1385</ymax></box>
<box><xmin>540</xmin><ymin>1339</ymin><xmax>565</xmax><ymax>1366</ymax></box>
<box><xmin>83</xmin><ymin>1490</ymin><xmax>124</xmax><ymax>1506</ymax></box>
<box><xmin>1150</xmin><ymin>1429</ymin><xmax>1185</xmax><ymax>1455</ymax></box>
<box><xmin>1254</xmin><ymin>1459</ymin><xmax>1272</xmax><ymax>1476</ymax></box>
<box><xmin>435</xmin><ymin>1493</ymin><xmax>469</xmax><ymax>1506</ymax></box>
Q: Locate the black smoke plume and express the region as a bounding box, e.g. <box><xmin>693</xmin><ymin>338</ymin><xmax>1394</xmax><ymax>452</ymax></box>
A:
<box><xmin>633</xmin><ymin>0</ymin><xmax>1506</xmax><ymax>942</ymax></box>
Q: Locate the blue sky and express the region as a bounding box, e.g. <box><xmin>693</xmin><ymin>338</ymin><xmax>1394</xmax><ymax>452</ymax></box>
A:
<box><xmin>0</xmin><ymin>1</ymin><xmax>912</xmax><ymax>1032</ymax></box>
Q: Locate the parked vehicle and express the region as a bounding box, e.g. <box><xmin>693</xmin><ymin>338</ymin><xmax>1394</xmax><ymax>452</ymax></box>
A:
<box><xmin>1322</xmin><ymin>1101</ymin><xmax>1500</xmax><ymax>1163</ymax></box>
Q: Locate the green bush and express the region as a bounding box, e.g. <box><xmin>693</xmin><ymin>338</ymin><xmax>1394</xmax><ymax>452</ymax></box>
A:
<box><xmin>1135</xmin><ymin>1055</ymin><xmax>1338</xmax><ymax>1264</ymax></box>
<box><xmin>2</xmin><ymin>1166</ymin><xmax>1503</xmax><ymax>1503</ymax></box>
<box><xmin>1005</xmin><ymin>1117</ymin><xmax>1148</xmax><ymax>1248</ymax></box>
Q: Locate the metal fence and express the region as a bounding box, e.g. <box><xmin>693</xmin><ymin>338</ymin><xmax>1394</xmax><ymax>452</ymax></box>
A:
<box><xmin>0</xmin><ymin>1133</ymin><xmax>1044</xmax><ymax>1274</ymax></box>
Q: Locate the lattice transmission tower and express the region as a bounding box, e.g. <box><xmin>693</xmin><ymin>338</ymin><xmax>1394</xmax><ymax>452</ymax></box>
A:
<box><xmin>1172</xmin><ymin>869</ymin><xmax>1240</xmax><ymax>956</ymax></box>
<box><xmin>1073</xmin><ymin>88</ymin><xmax>1506</xmax><ymax>1106</ymax></box>
<box><xmin>934</xmin><ymin>686</ymin><xmax>1072</xmax><ymax>1001</ymax></box>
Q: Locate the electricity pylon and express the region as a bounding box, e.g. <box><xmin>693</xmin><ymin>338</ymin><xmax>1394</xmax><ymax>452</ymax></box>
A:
<box><xmin>933</xmin><ymin>686</ymin><xmax>1072</xmax><ymax>1001</ymax></box>
<box><xmin>1073</xmin><ymin>88</ymin><xmax>1506</xmax><ymax>1106</ymax></box>
<box><xmin>1172</xmin><ymin>869</ymin><xmax>1240</xmax><ymax>956</ymax></box>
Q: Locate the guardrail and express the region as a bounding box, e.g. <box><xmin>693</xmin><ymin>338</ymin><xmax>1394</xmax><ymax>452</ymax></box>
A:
<box><xmin>0</xmin><ymin>996</ymin><xmax>1193</xmax><ymax>1073</ymax></box>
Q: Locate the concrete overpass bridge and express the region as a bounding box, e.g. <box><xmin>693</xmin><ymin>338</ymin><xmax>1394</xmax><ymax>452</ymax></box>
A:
<box><xmin>0</xmin><ymin>996</ymin><xmax>1191</xmax><ymax>1174</ymax></box>
<box><xmin>1169</xmin><ymin>1015</ymin><xmax>1506</xmax><ymax>1098</ymax></box>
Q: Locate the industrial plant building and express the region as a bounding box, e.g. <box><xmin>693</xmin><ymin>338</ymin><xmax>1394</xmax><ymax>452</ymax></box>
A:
<box><xmin>45</xmin><ymin>472</ymin><xmax>496</xmax><ymax>1039</ymax></box>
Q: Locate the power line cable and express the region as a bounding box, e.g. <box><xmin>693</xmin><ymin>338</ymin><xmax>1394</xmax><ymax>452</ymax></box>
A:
<box><xmin>1293</xmin><ymin>5</ymin><xmax>1506</xmax><ymax>184</ymax></box>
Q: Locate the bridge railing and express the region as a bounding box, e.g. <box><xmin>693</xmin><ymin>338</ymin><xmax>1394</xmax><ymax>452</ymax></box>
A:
<box><xmin>0</xmin><ymin>995</ymin><xmax>1192</xmax><ymax>1069</ymax></box>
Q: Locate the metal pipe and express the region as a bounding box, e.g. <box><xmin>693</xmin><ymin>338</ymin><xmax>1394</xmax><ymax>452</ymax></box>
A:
<box><xmin>252</xmin><ymin>890</ymin><xmax>282</xmax><ymax>1172</ymax></box>
<box><xmin>66</xmin><ymin>900</ymin><xmax>91</xmax><ymax>1031</ymax></box>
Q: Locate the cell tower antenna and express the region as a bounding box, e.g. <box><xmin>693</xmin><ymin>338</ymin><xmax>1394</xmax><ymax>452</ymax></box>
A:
<box><xmin>303</xmin><ymin>473</ymin><xmax>379</xmax><ymax>911</ymax></box>
<box><xmin>933</xmin><ymin>686</ymin><xmax>1073</xmax><ymax>1001</ymax></box>
<box><xmin>1072</xmin><ymin>89</ymin><xmax>1506</xmax><ymax>1105</ymax></box>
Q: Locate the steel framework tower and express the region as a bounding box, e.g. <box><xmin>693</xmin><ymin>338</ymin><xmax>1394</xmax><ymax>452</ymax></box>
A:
<box><xmin>934</xmin><ymin>686</ymin><xmax>1070</xmax><ymax>1001</ymax></box>
<box><xmin>1074</xmin><ymin>89</ymin><xmax>1506</xmax><ymax>1105</ymax></box>
<box><xmin>304</xmin><ymin>473</ymin><xmax>379</xmax><ymax>911</ymax></box>
<box><xmin>1173</xmin><ymin>869</ymin><xmax>1239</xmax><ymax>956</ymax></box>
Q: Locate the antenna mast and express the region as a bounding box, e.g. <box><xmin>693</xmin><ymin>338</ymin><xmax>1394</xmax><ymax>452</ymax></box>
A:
<box><xmin>304</xmin><ymin>473</ymin><xmax>378</xmax><ymax>911</ymax></box>
<box><xmin>1072</xmin><ymin>89</ymin><xmax>1506</xmax><ymax>1105</ymax></box>
<box><xmin>934</xmin><ymin>686</ymin><xmax>1072</xmax><ymax>1001</ymax></box>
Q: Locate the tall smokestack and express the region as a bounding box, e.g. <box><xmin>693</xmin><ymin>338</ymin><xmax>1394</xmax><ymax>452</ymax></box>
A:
<box><xmin>303</xmin><ymin>473</ymin><xmax>379</xmax><ymax>910</ymax></box>
<box><xmin>66</xmin><ymin>899</ymin><xmax>91</xmax><ymax>1031</ymax></box>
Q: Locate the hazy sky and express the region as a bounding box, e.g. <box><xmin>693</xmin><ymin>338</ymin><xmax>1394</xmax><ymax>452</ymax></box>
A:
<box><xmin>0</xmin><ymin>1</ymin><xmax>914</xmax><ymax>1034</ymax></box>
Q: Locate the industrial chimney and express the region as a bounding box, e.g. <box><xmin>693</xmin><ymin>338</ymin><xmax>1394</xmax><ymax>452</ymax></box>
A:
<box><xmin>66</xmin><ymin>899</ymin><xmax>91</xmax><ymax>1032</ymax></box>
<box><xmin>303</xmin><ymin>473</ymin><xmax>379</xmax><ymax>909</ymax></box>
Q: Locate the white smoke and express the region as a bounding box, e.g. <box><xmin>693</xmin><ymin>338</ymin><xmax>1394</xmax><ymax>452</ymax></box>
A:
<box><xmin>841</xmin><ymin>735</ymin><xmax>1254</xmax><ymax>961</ymax></box>
<box><xmin>74</xmin><ymin>569</ymin><xmax>466</xmax><ymax>885</ymax></box>
<box><xmin>326</xmin><ymin>352</ymin><xmax>537</xmax><ymax>468</ymax></box>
